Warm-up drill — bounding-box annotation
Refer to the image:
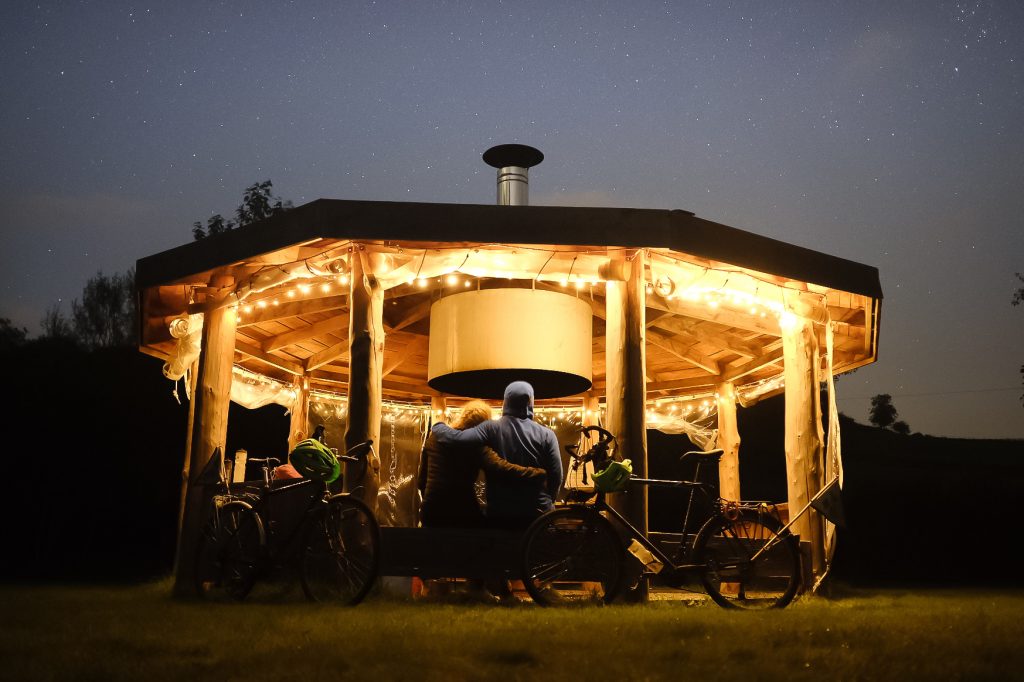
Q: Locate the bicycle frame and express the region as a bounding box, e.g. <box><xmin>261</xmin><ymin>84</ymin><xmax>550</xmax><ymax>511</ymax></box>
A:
<box><xmin>564</xmin><ymin>475</ymin><xmax>719</xmax><ymax>575</ymax></box>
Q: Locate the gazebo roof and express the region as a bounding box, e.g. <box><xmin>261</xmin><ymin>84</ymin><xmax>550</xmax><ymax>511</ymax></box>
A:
<box><xmin>136</xmin><ymin>198</ymin><xmax>882</xmax><ymax>405</ymax></box>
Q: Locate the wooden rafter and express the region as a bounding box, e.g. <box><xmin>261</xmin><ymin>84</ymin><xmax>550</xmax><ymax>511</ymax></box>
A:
<box><xmin>235</xmin><ymin>340</ymin><xmax>304</xmax><ymax>375</ymax></box>
<box><xmin>304</xmin><ymin>340</ymin><xmax>350</xmax><ymax>372</ymax></box>
<box><xmin>646</xmin><ymin>292</ymin><xmax>782</xmax><ymax>337</ymax></box>
<box><xmin>645</xmin><ymin>314</ymin><xmax>763</xmax><ymax>359</ymax></box>
<box><xmin>261</xmin><ymin>316</ymin><xmax>347</xmax><ymax>352</ymax></box>
<box><xmin>382</xmin><ymin>335</ymin><xmax>427</xmax><ymax>377</ymax></box>
<box><xmin>387</xmin><ymin>298</ymin><xmax>433</xmax><ymax>333</ymax></box>
<box><xmin>647</xmin><ymin>329</ymin><xmax>721</xmax><ymax>375</ymax></box>
<box><xmin>238</xmin><ymin>295</ymin><xmax>347</xmax><ymax>327</ymax></box>
<box><xmin>721</xmin><ymin>347</ymin><xmax>785</xmax><ymax>382</ymax></box>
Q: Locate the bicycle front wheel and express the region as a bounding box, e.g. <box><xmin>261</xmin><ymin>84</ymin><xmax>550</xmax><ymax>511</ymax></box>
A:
<box><xmin>521</xmin><ymin>507</ymin><xmax>624</xmax><ymax>606</ymax></box>
<box><xmin>194</xmin><ymin>501</ymin><xmax>263</xmax><ymax>601</ymax></box>
<box><xmin>301</xmin><ymin>495</ymin><xmax>380</xmax><ymax>605</ymax></box>
<box><xmin>694</xmin><ymin>508</ymin><xmax>801</xmax><ymax>610</ymax></box>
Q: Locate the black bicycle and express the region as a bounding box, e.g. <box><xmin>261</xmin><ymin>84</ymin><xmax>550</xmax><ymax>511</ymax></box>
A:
<box><xmin>521</xmin><ymin>426</ymin><xmax>802</xmax><ymax>609</ymax></box>
<box><xmin>194</xmin><ymin>430</ymin><xmax>380</xmax><ymax>604</ymax></box>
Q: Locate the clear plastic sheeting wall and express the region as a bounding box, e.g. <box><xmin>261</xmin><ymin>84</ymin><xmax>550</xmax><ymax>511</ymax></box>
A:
<box><xmin>309</xmin><ymin>394</ymin><xmax>427</xmax><ymax>528</ymax></box>
<box><xmin>378</xmin><ymin>410</ymin><xmax>429</xmax><ymax>528</ymax></box>
<box><xmin>230</xmin><ymin>367</ymin><xmax>298</xmax><ymax>411</ymax></box>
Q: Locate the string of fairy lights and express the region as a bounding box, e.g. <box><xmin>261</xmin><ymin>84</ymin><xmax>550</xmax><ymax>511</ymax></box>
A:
<box><xmin>190</xmin><ymin>243</ymin><xmax>826</xmax><ymax>433</ymax></box>
<box><xmin>217</xmin><ymin>242</ymin><xmax>822</xmax><ymax>327</ymax></box>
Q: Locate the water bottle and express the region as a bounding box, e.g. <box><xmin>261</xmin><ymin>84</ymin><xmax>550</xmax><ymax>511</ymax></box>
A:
<box><xmin>233</xmin><ymin>449</ymin><xmax>247</xmax><ymax>483</ymax></box>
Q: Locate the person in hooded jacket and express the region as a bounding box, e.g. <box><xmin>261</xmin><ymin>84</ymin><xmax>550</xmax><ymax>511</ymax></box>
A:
<box><xmin>418</xmin><ymin>399</ymin><xmax>546</xmax><ymax>528</ymax></box>
<box><xmin>431</xmin><ymin>381</ymin><xmax>562</xmax><ymax>530</ymax></box>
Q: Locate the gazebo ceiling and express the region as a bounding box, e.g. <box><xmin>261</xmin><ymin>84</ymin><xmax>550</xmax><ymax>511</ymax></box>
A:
<box><xmin>136</xmin><ymin>199</ymin><xmax>881</xmax><ymax>405</ymax></box>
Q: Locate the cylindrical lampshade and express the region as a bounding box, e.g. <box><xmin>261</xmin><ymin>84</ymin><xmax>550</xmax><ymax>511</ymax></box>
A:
<box><xmin>428</xmin><ymin>288</ymin><xmax>593</xmax><ymax>399</ymax></box>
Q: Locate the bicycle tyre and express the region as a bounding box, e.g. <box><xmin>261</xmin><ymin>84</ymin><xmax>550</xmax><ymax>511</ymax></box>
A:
<box><xmin>301</xmin><ymin>495</ymin><xmax>380</xmax><ymax>605</ymax></box>
<box><xmin>694</xmin><ymin>508</ymin><xmax>801</xmax><ymax>610</ymax></box>
<box><xmin>194</xmin><ymin>501</ymin><xmax>264</xmax><ymax>601</ymax></box>
<box><xmin>521</xmin><ymin>507</ymin><xmax>624</xmax><ymax>606</ymax></box>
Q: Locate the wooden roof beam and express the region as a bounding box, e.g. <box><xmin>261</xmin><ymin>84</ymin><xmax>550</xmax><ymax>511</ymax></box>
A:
<box><xmin>382</xmin><ymin>336</ymin><xmax>427</xmax><ymax>377</ymax></box>
<box><xmin>646</xmin><ymin>313</ymin><xmax>763</xmax><ymax>359</ymax></box>
<box><xmin>261</xmin><ymin>316</ymin><xmax>347</xmax><ymax>352</ymax></box>
<box><xmin>646</xmin><ymin>292</ymin><xmax>782</xmax><ymax>337</ymax></box>
<box><xmin>721</xmin><ymin>347</ymin><xmax>785</xmax><ymax>382</ymax></box>
<box><xmin>235</xmin><ymin>340</ymin><xmax>304</xmax><ymax>375</ymax></box>
<box><xmin>238</xmin><ymin>295</ymin><xmax>347</xmax><ymax>326</ymax></box>
<box><xmin>647</xmin><ymin>329</ymin><xmax>721</xmax><ymax>375</ymax></box>
<box><xmin>304</xmin><ymin>340</ymin><xmax>350</xmax><ymax>372</ymax></box>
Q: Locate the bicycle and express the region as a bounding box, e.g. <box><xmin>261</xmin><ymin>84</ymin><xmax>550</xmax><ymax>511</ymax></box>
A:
<box><xmin>194</xmin><ymin>429</ymin><xmax>380</xmax><ymax>604</ymax></box>
<box><xmin>520</xmin><ymin>426</ymin><xmax>802</xmax><ymax>609</ymax></box>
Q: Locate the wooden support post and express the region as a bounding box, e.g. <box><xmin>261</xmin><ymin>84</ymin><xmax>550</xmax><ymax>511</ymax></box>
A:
<box><xmin>781</xmin><ymin>313</ymin><xmax>826</xmax><ymax>583</ymax></box>
<box><xmin>344</xmin><ymin>250</ymin><xmax>383</xmax><ymax>511</ymax></box>
<box><xmin>172</xmin><ymin>277</ymin><xmax>237</xmax><ymax>596</ymax></box>
<box><xmin>174</xmin><ymin>360</ymin><xmax>199</xmax><ymax>568</ymax></box>
<box><xmin>604</xmin><ymin>252</ymin><xmax>648</xmax><ymax>599</ymax></box>
<box><xmin>288</xmin><ymin>375</ymin><xmax>310</xmax><ymax>450</ymax></box>
<box><xmin>716</xmin><ymin>381</ymin><xmax>741</xmax><ymax>502</ymax></box>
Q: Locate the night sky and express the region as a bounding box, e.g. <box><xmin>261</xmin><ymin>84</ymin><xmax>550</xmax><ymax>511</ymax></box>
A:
<box><xmin>2</xmin><ymin>2</ymin><xmax>1021</xmax><ymax>439</ymax></box>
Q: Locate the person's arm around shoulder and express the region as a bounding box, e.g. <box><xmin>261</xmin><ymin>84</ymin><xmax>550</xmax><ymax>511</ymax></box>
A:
<box><xmin>431</xmin><ymin>420</ymin><xmax>490</xmax><ymax>446</ymax></box>
<box><xmin>479</xmin><ymin>447</ymin><xmax>546</xmax><ymax>481</ymax></box>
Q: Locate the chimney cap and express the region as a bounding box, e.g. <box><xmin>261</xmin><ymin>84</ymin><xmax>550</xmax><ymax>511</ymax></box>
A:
<box><xmin>483</xmin><ymin>144</ymin><xmax>544</xmax><ymax>169</ymax></box>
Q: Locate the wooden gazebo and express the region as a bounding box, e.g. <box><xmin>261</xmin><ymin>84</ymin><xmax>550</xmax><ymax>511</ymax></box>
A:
<box><xmin>137</xmin><ymin>196</ymin><xmax>881</xmax><ymax>594</ymax></box>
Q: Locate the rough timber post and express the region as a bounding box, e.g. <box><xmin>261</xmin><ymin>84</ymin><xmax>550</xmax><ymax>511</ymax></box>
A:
<box><xmin>604</xmin><ymin>252</ymin><xmax>648</xmax><ymax>599</ymax></box>
<box><xmin>345</xmin><ymin>248</ymin><xmax>383</xmax><ymax>510</ymax></box>
<box><xmin>716</xmin><ymin>381</ymin><xmax>741</xmax><ymax>502</ymax></box>
<box><xmin>172</xmin><ymin>275</ymin><xmax>237</xmax><ymax>596</ymax></box>
<box><xmin>288</xmin><ymin>375</ymin><xmax>310</xmax><ymax>450</ymax></box>
<box><xmin>781</xmin><ymin>313</ymin><xmax>826</xmax><ymax>582</ymax></box>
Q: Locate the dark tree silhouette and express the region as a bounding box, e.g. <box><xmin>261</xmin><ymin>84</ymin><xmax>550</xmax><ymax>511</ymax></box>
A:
<box><xmin>40</xmin><ymin>303</ymin><xmax>75</xmax><ymax>341</ymax></box>
<box><xmin>0</xmin><ymin>317</ymin><xmax>28</xmax><ymax>351</ymax></box>
<box><xmin>869</xmin><ymin>393</ymin><xmax>898</xmax><ymax>429</ymax></box>
<box><xmin>892</xmin><ymin>421</ymin><xmax>911</xmax><ymax>436</ymax></box>
<box><xmin>70</xmin><ymin>269</ymin><xmax>137</xmax><ymax>348</ymax></box>
<box><xmin>192</xmin><ymin>213</ymin><xmax>234</xmax><ymax>241</ymax></box>
<box><xmin>192</xmin><ymin>180</ymin><xmax>292</xmax><ymax>240</ymax></box>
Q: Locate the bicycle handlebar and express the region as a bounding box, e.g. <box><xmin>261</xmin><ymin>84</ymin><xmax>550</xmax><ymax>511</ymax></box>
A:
<box><xmin>339</xmin><ymin>439</ymin><xmax>374</xmax><ymax>463</ymax></box>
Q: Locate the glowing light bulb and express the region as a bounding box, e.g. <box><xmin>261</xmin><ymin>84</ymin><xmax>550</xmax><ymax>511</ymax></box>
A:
<box><xmin>464</xmin><ymin>279</ymin><xmax>471</xmax><ymax>287</ymax></box>
<box><xmin>417</xmin><ymin>278</ymin><xmax>428</xmax><ymax>288</ymax></box>
<box><xmin>447</xmin><ymin>274</ymin><xmax>459</xmax><ymax>286</ymax></box>
<box><xmin>321</xmin><ymin>283</ymin><xmax>331</xmax><ymax>293</ymax></box>
<box><xmin>339</xmin><ymin>275</ymin><xmax>349</xmax><ymax>285</ymax></box>
<box><xmin>287</xmin><ymin>290</ymin><xmax>296</xmax><ymax>298</ymax></box>
<box><xmin>257</xmin><ymin>300</ymin><xmax>266</xmax><ymax>308</ymax></box>
<box><xmin>298</xmin><ymin>284</ymin><xmax>311</xmax><ymax>294</ymax></box>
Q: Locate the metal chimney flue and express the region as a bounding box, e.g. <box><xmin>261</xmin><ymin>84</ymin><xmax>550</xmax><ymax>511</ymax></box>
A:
<box><xmin>483</xmin><ymin>144</ymin><xmax>543</xmax><ymax>206</ymax></box>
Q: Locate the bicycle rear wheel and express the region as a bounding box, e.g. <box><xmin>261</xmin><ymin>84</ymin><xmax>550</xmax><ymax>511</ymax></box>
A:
<box><xmin>301</xmin><ymin>495</ymin><xmax>380</xmax><ymax>605</ymax></box>
<box><xmin>194</xmin><ymin>501</ymin><xmax>263</xmax><ymax>601</ymax></box>
<box><xmin>521</xmin><ymin>507</ymin><xmax>623</xmax><ymax>606</ymax></box>
<box><xmin>694</xmin><ymin>508</ymin><xmax>801</xmax><ymax>609</ymax></box>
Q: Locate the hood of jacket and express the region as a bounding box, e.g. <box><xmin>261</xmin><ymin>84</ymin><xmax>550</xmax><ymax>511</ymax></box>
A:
<box><xmin>501</xmin><ymin>381</ymin><xmax>535</xmax><ymax>419</ymax></box>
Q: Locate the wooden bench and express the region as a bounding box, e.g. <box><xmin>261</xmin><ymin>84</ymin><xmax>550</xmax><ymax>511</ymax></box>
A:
<box><xmin>378</xmin><ymin>527</ymin><xmax>525</xmax><ymax>580</ymax></box>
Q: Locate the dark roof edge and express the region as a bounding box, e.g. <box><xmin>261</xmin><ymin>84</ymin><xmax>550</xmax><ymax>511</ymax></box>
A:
<box><xmin>136</xmin><ymin>198</ymin><xmax>882</xmax><ymax>299</ymax></box>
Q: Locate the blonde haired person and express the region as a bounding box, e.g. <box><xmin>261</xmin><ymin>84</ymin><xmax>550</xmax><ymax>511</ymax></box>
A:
<box><xmin>418</xmin><ymin>400</ymin><xmax>546</xmax><ymax>529</ymax></box>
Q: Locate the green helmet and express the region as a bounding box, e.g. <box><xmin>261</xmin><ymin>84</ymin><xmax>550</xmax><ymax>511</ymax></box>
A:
<box><xmin>288</xmin><ymin>438</ymin><xmax>341</xmax><ymax>483</ymax></box>
<box><xmin>591</xmin><ymin>458</ymin><xmax>632</xmax><ymax>493</ymax></box>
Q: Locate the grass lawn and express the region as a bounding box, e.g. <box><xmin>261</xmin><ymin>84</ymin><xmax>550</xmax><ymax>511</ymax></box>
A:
<box><xmin>2</xmin><ymin>580</ymin><xmax>1022</xmax><ymax>681</ymax></box>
